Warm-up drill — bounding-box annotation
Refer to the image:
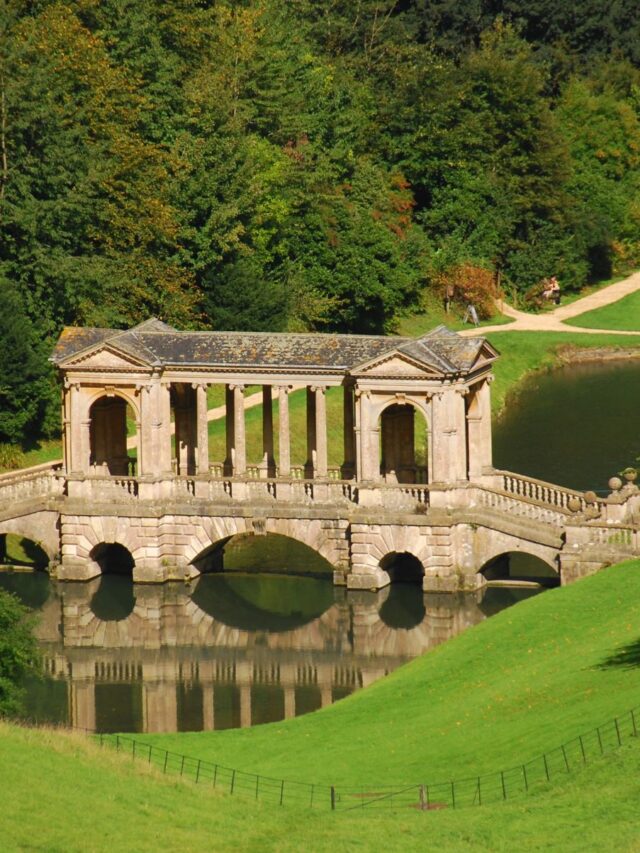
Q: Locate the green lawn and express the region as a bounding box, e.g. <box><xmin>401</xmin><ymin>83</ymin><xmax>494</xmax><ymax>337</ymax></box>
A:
<box><xmin>5</xmin><ymin>561</ymin><xmax>640</xmax><ymax>851</ymax></box>
<box><xmin>564</xmin><ymin>289</ymin><xmax>640</xmax><ymax>331</ymax></box>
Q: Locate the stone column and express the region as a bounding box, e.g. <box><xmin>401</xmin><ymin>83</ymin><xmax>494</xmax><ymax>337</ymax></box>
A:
<box><xmin>466</xmin><ymin>384</ymin><xmax>483</xmax><ymax>479</ymax></box>
<box><xmin>305</xmin><ymin>386</ymin><xmax>316</xmax><ymax>478</ymax></box>
<box><xmin>357</xmin><ymin>391</ymin><xmax>379</xmax><ymax>482</ymax></box>
<box><xmin>158</xmin><ymin>381</ymin><xmax>172</xmax><ymax>474</ymax></box>
<box><xmin>313</xmin><ymin>386</ymin><xmax>328</xmax><ymax>478</ymax></box>
<box><xmin>232</xmin><ymin>384</ymin><xmax>246</xmax><ymax>476</ymax></box>
<box><xmin>138</xmin><ymin>385</ymin><xmax>152</xmax><ymax>476</ymax></box>
<box><xmin>342</xmin><ymin>385</ymin><xmax>356</xmax><ymax>479</ymax></box>
<box><xmin>240</xmin><ymin>684</ymin><xmax>252</xmax><ymax>728</ymax></box>
<box><xmin>431</xmin><ymin>388</ymin><xmax>467</xmax><ymax>483</ymax></box>
<box><xmin>224</xmin><ymin>384</ymin><xmax>235</xmax><ymax>476</ymax></box>
<box><xmin>260</xmin><ymin>386</ymin><xmax>275</xmax><ymax>477</ymax></box>
<box><xmin>142</xmin><ymin>681</ymin><xmax>178</xmax><ymax>733</ymax></box>
<box><xmin>194</xmin><ymin>383</ymin><xmax>209</xmax><ymax>476</ymax></box>
<box><xmin>68</xmin><ymin>384</ymin><xmax>84</xmax><ymax>474</ymax></box>
<box><xmin>62</xmin><ymin>384</ymin><xmax>71</xmax><ymax>474</ymax></box>
<box><xmin>277</xmin><ymin>385</ymin><xmax>291</xmax><ymax>477</ymax></box>
<box><xmin>478</xmin><ymin>377</ymin><xmax>493</xmax><ymax>473</ymax></box>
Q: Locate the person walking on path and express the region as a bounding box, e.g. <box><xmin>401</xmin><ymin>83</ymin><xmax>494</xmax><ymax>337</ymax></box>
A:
<box><xmin>463</xmin><ymin>303</ymin><xmax>479</xmax><ymax>327</ymax></box>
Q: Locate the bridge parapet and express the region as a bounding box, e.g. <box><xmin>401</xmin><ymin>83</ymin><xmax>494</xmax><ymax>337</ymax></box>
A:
<box><xmin>0</xmin><ymin>461</ymin><xmax>65</xmax><ymax>511</ymax></box>
<box><xmin>492</xmin><ymin>470</ymin><xmax>605</xmax><ymax>514</ymax></box>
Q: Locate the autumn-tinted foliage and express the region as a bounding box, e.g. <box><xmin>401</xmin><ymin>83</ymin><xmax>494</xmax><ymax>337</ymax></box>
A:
<box><xmin>0</xmin><ymin>1</ymin><xmax>639</xmax><ymax>443</ymax></box>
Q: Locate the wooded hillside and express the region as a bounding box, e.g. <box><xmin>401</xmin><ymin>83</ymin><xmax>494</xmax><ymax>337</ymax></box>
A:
<box><xmin>1</xmin><ymin>0</ymin><xmax>639</xmax><ymax>443</ymax></box>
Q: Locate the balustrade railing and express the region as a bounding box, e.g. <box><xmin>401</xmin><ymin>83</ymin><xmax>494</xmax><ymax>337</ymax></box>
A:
<box><xmin>476</xmin><ymin>488</ymin><xmax>567</xmax><ymax>526</ymax></box>
<box><xmin>0</xmin><ymin>461</ymin><xmax>65</xmax><ymax>507</ymax></box>
<box><xmin>496</xmin><ymin>471</ymin><xmax>603</xmax><ymax>513</ymax></box>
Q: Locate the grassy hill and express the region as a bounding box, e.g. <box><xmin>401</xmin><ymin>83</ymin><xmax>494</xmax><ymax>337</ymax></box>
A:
<box><xmin>4</xmin><ymin>561</ymin><xmax>640</xmax><ymax>850</ymax></box>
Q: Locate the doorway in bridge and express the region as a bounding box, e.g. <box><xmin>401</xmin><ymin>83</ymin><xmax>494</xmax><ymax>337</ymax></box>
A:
<box><xmin>89</xmin><ymin>395</ymin><xmax>136</xmax><ymax>475</ymax></box>
<box><xmin>378</xmin><ymin>403</ymin><xmax>428</xmax><ymax>484</ymax></box>
<box><xmin>0</xmin><ymin>533</ymin><xmax>49</xmax><ymax>570</ymax></box>
<box><xmin>480</xmin><ymin>552</ymin><xmax>560</xmax><ymax>588</ymax></box>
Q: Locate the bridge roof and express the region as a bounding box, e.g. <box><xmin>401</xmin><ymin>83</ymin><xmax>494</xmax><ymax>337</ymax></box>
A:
<box><xmin>52</xmin><ymin>320</ymin><xmax>497</xmax><ymax>376</ymax></box>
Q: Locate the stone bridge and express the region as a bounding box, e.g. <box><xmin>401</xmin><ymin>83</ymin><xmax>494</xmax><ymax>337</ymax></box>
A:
<box><xmin>0</xmin><ymin>319</ymin><xmax>638</xmax><ymax>591</ymax></box>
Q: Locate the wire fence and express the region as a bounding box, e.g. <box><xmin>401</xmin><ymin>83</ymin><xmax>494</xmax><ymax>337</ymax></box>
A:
<box><xmin>92</xmin><ymin>704</ymin><xmax>640</xmax><ymax>812</ymax></box>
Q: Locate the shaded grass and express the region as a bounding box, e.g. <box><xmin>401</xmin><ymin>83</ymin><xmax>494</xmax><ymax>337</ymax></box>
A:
<box><xmin>146</xmin><ymin>561</ymin><xmax>640</xmax><ymax>788</ymax></box>
<box><xmin>564</xmin><ymin>289</ymin><xmax>640</xmax><ymax>331</ymax></box>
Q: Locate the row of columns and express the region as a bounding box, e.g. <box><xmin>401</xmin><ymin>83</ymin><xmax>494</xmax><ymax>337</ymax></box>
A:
<box><xmin>64</xmin><ymin>376</ymin><xmax>492</xmax><ymax>483</ymax></box>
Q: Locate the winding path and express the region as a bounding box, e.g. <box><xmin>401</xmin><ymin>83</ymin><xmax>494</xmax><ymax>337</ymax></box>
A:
<box><xmin>461</xmin><ymin>270</ymin><xmax>640</xmax><ymax>337</ymax></box>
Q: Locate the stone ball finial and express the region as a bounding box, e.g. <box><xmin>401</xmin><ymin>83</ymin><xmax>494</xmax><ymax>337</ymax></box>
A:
<box><xmin>584</xmin><ymin>490</ymin><xmax>597</xmax><ymax>505</ymax></box>
<box><xmin>608</xmin><ymin>476</ymin><xmax>623</xmax><ymax>492</ymax></box>
<box><xmin>567</xmin><ymin>496</ymin><xmax>582</xmax><ymax>513</ymax></box>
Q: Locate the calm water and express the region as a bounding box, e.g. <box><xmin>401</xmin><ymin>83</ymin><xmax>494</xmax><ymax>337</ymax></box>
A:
<box><xmin>493</xmin><ymin>360</ymin><xmax>640</xmax><ymax>492</ymax></box>
<box><xmin>5</xmin><ymin>359</ymin><xmax>638</xmax><ymax>732</ymax></box>
<box><xmin>0</xmin><ymin>570</ymin><xmax>536</xmax><ymax>733</ymax></box>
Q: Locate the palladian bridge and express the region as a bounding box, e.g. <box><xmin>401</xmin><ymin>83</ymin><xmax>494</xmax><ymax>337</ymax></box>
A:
<box><xmin>1</xmin><ymin>319</ymin><xmax>639</xmax><ymax>590</ymax></box>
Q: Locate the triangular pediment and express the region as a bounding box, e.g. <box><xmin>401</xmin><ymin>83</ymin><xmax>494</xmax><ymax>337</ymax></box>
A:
<box><xmin>351</xmin><ymin>350</ymin><xmax>445</xmax><ymax>378</ymax></box>
<box><xmin>62</xmin><ymin>344</ymin><xmax>151</xmax><ymax>370</ymax></box>
<box><xmin>469</xmin><ymin>341</ymin><xmax>500</xmax><ymax>371</ymax></box>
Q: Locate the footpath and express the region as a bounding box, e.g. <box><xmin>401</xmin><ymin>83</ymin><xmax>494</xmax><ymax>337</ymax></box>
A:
<box><xmin>461</xmin><ymin>270</ymin><xmax>640</xmax><ymax>337</ymax></box>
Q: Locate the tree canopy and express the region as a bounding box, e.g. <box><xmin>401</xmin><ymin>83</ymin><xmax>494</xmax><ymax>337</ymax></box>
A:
<box><xmin>1</xmin><ymin>0</ymin><xmax>639</xmax><ymax>443</ymax></box>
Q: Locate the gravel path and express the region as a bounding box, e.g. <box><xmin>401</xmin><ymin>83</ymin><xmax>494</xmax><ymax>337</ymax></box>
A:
<box><xmin>460</xmin><ymin>270</ymin><xmax>640</xmax><ymax>337</ymax></box>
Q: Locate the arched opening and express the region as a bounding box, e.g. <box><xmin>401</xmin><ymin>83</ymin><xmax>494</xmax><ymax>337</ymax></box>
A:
<box><xmin>0</xmin><ymin>564</ymin><xmax>51</xmax><ymax>609</ymax></box>
<box><xmin>171</xmin><ymin>384</ymin><xmax>197</xmax><ymax>475</ymax></box>
<box><xmin>380</xmin><ymin>551</ymin><xmax>425</xmax><ymax>585</ymax></box>
<box><xmin>89</xmin><ymin>395</ymin><xmax>136</xmax><ymax>475</ymax></box>
<box><xmin>0</xmin><ymin>533</ymin><xmax>49</xmax><ymax>570</ymax></box>
<box><xmin>191</xmin><ymin>533</ymin><xmax>334</xmax><ymax>577</ymax></box>
<box><xmin>479</xmin><ymin>552</ymin><xmax>560</xmax><ymax>588</ymax></box>
<box><xmin>91</xmin><ymin>543</ymin><xmax>135</xmax><ymax>576</ymax></box>
<box><xmin>378</xmin><ymin>403</ymin><xmax>428</xmax><ymax>483</ymax></box>
<box><xmin>189</xmin><ymin>574</ymin><xmax>334</xmax><ymax>632</ymax></box>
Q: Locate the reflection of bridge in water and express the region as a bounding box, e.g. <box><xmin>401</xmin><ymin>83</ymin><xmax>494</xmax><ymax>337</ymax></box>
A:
<box><xmin>29</xmin><ymin>575</ymin><xmax>527</xmax><ymax>733</ymax></box>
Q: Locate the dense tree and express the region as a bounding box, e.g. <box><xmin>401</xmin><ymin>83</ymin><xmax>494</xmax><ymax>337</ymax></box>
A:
<box><xmin>1</xmin><ymin>0</ymin><xmax>639</xmax><ymax>445</ymax></box>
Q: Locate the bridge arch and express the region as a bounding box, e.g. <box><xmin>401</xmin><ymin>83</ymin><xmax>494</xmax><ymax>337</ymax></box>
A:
<box><xmin>374</xmin><ymin>399</ymin><xmax>430</xmax><ymax>484</ymax></box>
<box><xmin>479</xmin><ymin>550</ymin><xmax>560</xmax><ymax>587</ymax></box>
<box><xmin>89</xmin><ymin>542</ymin><xmax>135</xmax><ymax>576</ymax></box>
<box><xmin>380</xmin><ymin>551</ymin><xmax>425</xmax><ymax>584</ymax></box>
<box><xmin>183</xmin><ymin>516</ymin><xmax>345</xmax><ymax>576</ymax></box>
<box><xmin>0</xmin><ymin>511</ymin><xmax>59</xmax><ymax>566</ymax></box>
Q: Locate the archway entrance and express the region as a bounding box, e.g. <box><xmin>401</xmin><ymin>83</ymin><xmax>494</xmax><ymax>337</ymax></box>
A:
<box><xmin>379</xmin><ymin>404</ymin><xmax>427</xmax><ymax>483</ymax></box>
<box><xmin>89</xmin><ymin>396</ymin><xmax>136</xmax><ymax>475</ymax></box>
<box><xmin>480</xmin><ymin>552</ymin><xmax>559</xmax><ymax>588</ymax></box>
<box><xmin>90</xmin><ymin>543</ymin><xmax>135</xmax><ymax>576</ymax></box>
<box><xmin>380</xmin><ymin>551</ymin><xmax>424</xmax><ymax>584</ymax></box>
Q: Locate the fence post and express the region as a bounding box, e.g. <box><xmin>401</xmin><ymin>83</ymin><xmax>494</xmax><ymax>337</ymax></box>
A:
<box><xmin>116</xmin><ymin>734</ymin><xmax>120</xmax><ymax>752</ymax></box>
<box><xmin>579</xmin><ymin>735</ymin><xmax>586</xmax><ymax>764</ymax></box>
<box><xmin>280</xmin><ymin>779</ymin><xmax>285</xmax><ymax>806</ymax></box>
<box><xmin>132</xmin><ymin>740</ymin><xmax>136</xmax><ymax>760</ymax></box>
<box><xmin>597</xmin><ymin>727</ymin><xmax>603</xmax><ymax>754</ymax></box>
<box><xmin>614</xmin><ymin>718</ymin><xmax>622</xmax><ymax>746</ymax></box>
<box><xmin>148</xmin><ymin>744</ymin><xmax>153</xmax><ymax>764</ymax></box>
<box><xmin>476</xmin><ymin>778</ymin><xmax>481</xmax><ymax>806</ymax></box>
<box><xmin>543</xmin><ymin>754</ymin><xmax>550</xmax><ymax>782</ymax></box>
<box><xmin>230</xmin><ymin>769</ymin><xmax>236</xmax><ymax>794</ymax></box>
<box><xmin>255</xmin><ymin>775</ymin><xmax>260</xmax><ymax>800</ymax></box>
<box><xmin>451</xmin><ymin>781</ymin><xmax>456</xmax><ymax>809</ymax></box>
<box><xmin>522</xmin><ymin>765</ymin><xmax>528</xmax><ymax>792</ymax></box>
<box><xmin>419</xmin><ymin>785</ymin><xmax>426</xmax><ymax>811</ymax></box>
<box><xmin>163</xmin><ymin>751</ymin><xmax>169</xmax><ymax>774</ymax></box>
<box><xmin>196</xmin><ymin>759</ymin><xmax>201</xmax><ymax>783</ymax></box>
<box><xmin>309</xmin><ymin>784</ymin><xmax>315</xmax><ymax>809</ymax></box>
<box><xmin>330</xmin><ymin>786</ymin><xmax>336</xmax><ymax>811</ymax></box>
<box><xmin>561</xmin><ymin>745</ymin><xmax>569</xmax><ymax>772</ymax></box>
<box><xmin>213</xmin><ymin>765</ymin><xmax>218</xmax><ymax>788</ymax></box>
<box><xmin>632</xmin><ymin>709</ymin><xmax>638</xmax><ymax>738</ymax></box>
<box><xmin>180</xmin><ymin>755</ymin><xmax>185</xmax><ymax>776</ymax></box>
<box><xmin>501</xmin><ymin>771</ymin><xmax>506</xmax><ymax>800</ymax></box>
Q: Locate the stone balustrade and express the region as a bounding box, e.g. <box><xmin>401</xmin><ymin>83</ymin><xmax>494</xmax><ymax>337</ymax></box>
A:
<box><xmin>494</xmin><ymin>470</ymin><xmax>605</xmax><ymax>514</ymax></box>
<box><xmin>0</xmin><ymin>461</ymin><xmax>65</xmax><ymax>508</ymax></box>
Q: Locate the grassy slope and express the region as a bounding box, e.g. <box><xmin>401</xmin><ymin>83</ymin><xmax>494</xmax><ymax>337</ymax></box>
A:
<box><xmin>3</xmin><ymin>723</ymin><xmax>640</xmax><ymax>853</ymax></box>
<box><xmin>145</xmin><ymin>560</ymin><xmax>640</xmax><ymax>787</ymax></box>
<box><xmin>564</xmin><ymin>289</ymin><xmax>640</xmax><ymax>331</ymax></box>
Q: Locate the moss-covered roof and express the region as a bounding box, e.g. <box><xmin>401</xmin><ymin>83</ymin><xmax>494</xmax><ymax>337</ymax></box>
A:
<box><xmin>52</xmin><ymin>320</ymin><xmax>496</xmax><ymax>376</ymax></box>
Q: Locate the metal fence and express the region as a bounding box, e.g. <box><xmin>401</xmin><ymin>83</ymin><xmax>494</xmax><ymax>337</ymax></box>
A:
<box><xmin>95</xmin><ymin>704</ymin><xmax>640</xmax><ymax>811</ymax></box>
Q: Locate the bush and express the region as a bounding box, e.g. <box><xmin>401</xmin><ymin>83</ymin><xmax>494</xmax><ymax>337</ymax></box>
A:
<box><xmin>433</xmin><ymin>263</ymin><xmax>498</xmax><ymax>318</ymax></box>
<box><xmin>0</xmin><ymin>588</ymin><xmax>39</xmax><ymax>717</ymax></box>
